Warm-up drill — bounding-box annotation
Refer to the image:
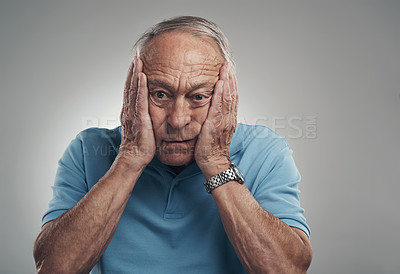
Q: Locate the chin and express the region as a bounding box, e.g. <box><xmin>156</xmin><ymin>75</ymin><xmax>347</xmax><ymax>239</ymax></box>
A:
<box><xmin>156</xmin><ymin>152</ymin><xmax>194</xmax><ymax>167</ymax></box>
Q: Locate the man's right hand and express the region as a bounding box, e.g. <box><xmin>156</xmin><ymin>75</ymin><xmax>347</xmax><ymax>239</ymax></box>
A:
<box><xmin>119</xmin><ymin>57</ymin><xmax>155</xmax><ymax>170</ymax></box>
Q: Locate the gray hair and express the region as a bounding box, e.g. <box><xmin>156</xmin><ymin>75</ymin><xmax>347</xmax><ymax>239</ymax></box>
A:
<box><xmin>132</xmin><ymin>16</ymin><xmax>235</xmax><ymax>70</ymax></box>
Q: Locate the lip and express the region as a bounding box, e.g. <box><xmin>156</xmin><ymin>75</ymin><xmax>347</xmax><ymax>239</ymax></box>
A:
<box><xmin>163</xmin><ymin>135</ymin><xmax>198</xmax><ymax>142</ymax></box>
<box><xmin>163</xmin><ymin>139</ymin><xmax>193</xmax><ymax>144</ymax></box>
<box><xmin>162</xmin><ymin>137</ymin><xmax>198</xmax><ymax>146</ymax></box>
<box><xmin>160</xmin><ymin>138</ymin><xmax>197</xmax><ymax>155</ymax></box>
<box><xmin>165</xmin><ymin>139</ymin><xmax>190</xmax><ymax>142</ymax></box>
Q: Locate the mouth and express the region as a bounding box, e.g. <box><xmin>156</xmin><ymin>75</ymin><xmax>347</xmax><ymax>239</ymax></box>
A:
<box><xmin>163</xmin><ymin>135</ymin><xmax>198</xmax><ymax>143</ymax></box>
<box><xmin>162</xmin><ymin>137</ymin><xmax>198</xmax><ymax>148</ymax></box>
<box><xmin>163</xmin><ymin>139</ymin><xmax>195</xmax><ymax>147</ymax></box>
<box><xmin>164</xmin><ymin>139</ymin><xmax>192</xmax><ymax>143</ymax></box>
<box><xmin>159</xmin><ymin>138</ymin><xmax>196</xmax><ymax>155</ymax></box>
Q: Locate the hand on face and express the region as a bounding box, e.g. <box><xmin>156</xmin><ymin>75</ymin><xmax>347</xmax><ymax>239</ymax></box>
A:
<box><xmin>195</xmin><ymin>62</ymin><xmax>238</xmax><ymax>179</ymax></box>
<box><xmin>119</xmin><ymin>57</ymin><xmax>155</xmax><ymax>169</ymax></box>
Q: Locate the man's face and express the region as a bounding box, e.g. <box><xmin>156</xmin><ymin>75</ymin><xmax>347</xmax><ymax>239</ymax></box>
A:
<box><xmin>141</xmin><ymin>31</ymin><xmax>225</xmax><ymax>168</ymax></box>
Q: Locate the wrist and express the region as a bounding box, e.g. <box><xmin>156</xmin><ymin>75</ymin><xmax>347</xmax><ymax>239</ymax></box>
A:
<box><xmin>117</xmin><ymin>147</ymin><xmax>152</xmax><ymax>170</ymax></box>
<box><xmin>203</xmin><ymin>162</ymin><xmax>245</xmax><ymax>194</ymax></box>
<box><xmin>103</xmin><ymin>157</ymin><xmax>145</xmax><ymax>195</ymax></box>
<box><xmin>114</xmin><ymin>151</ymin><xmax>148</xmax><ymax>176</ymax></box>
<box><xmin>98</xmin><ymin>154</ymin><xmax>146</xmax><ymax>199</ymax></box>
<box><xmin>200</xmin><ymin>161</ymin><xmax>231</xmax><ymax>180</ymax></box>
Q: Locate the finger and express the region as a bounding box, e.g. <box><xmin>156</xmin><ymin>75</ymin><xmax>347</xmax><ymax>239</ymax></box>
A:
<box><xmin>229</xmin><ymin>69</ymin><xmax>238</xmax><ymax>129</ymax></box>
<box><xmin>124</xmin><ymin>60</ymin><xmax>135</xmax><ymax>91</ymax></box>
<box><xmin>121</xmin><ymin>60</ymin><xmax>135</xmax><ymax>123</ymax></box>
<box><xmin>225</xmin><ymin>65</ymin><xmax>232</xmax><ymax>94</ymax></box>
<box><xmin>231</xmin><ymin>67</ymin><xmax>238</xmax><ymax>99</ymax></box>
<box><xmin>131</xmin><ymin>56</ymin><xmax>143</xmax><ymax>92</ymax></box>
<box><xmin>207</xmin><ymin>80</ymin><xmax>224</xmax><ymax>120</ymax></box>
<box><xmin>135</xmin><ymin>72</ymin><xmax>149</xmax><ymax>115</ymax></box>
<box><xmin>219</xmin><ymin>62</ymin><xmax>229</xmax><ymax>81</ymax></box>
<box><xmin>229</xmin><ymin>67</ymin><xmax>238</xmax><ymax>113</ymax></box>
<box><xmin>231</xmin><ymin>70</ymin><xmax>239</xmax><ymax>115</ymax></box>
<box><xmin>123</xmin><ymin>60</ymin><xmax>135</xmax><ymax>107</ymax></box>
<box><xmin>128</xmin><ymin>57</ymin><xmax>144</xmax><ymax>115</ymax></box>
<box><xmin>222</xmin><ymin>68</ymin><xmax>233</xmax><ymax>116</ymax></box>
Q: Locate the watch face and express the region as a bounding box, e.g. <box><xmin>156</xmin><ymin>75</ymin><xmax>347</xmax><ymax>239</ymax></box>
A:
<box><xmin>232</xmin><ymin>164</ymin><xmax>245</xmax><ymax>183</ymax></box>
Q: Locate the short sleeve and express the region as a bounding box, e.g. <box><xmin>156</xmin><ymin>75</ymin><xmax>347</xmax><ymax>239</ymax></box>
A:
<box><xmin>252</xmin><ymin>143</ymin><xmax>310</xmax><ymax>238</ymax></box>
<box><xmin>42</xmin><ymin>135</ymin><xmax>88</xmax><ymax>227</ymax></box>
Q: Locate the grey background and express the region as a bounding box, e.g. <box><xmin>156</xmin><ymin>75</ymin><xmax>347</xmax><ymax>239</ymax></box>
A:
<box><xmin>1</xmin><ymin>0</ymin><xmax>399</xmax><ymax>273</ymax></box>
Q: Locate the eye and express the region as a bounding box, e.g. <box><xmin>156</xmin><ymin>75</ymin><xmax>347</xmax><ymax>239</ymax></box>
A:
<box><xmin>155</xmin><ymin>91</ymin><xmax>166</xmax><ymax>99</ymax></box>
<box><xmin>150</xmin><ymin>90</ymin><xmax>169</xmax><ymax>101</ymax></box>
<box><xmin>149</xmin><ymin>90</ymin><xmax>171</xmax><ymax>107</ymax></box>
<box><xmin>189</xmin><ymin>93</ymin><xmax>212</xmax><ymax>107</ymax></box>
<box><xmin>194</xmin><ymin>94</ymin><xmax>205</xmax><ymax>101</ymax></box>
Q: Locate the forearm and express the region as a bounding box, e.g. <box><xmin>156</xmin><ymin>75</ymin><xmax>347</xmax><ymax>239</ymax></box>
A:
<box><xmin>33</xmin><ymin>155</ymin><xmax>144</xmax><ymax>273</ymax></box>
<box><xmin>212</xmin><ymin>181</ymin><xmax>312</xmax><ymax>274</ymax></box>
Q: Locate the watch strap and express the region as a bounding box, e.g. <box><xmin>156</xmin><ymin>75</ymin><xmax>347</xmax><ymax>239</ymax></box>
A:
<box><xmin>204</xmin><ymin>163</ymin><xmax>244</xmax><ymax>193</ymax></box>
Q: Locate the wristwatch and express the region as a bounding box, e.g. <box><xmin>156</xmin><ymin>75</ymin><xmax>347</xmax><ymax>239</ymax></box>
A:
<box><xmin>204</xmin><ymin>163</ymin><xmax>245</xmax><ymax>193</ymax></box>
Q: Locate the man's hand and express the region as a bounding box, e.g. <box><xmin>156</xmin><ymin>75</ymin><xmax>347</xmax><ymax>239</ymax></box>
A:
<box><xmin>195</xmin><ymin>62</ymin><xmax>238</xmax><ymax>179</ymax></box>
<box><xmin>119</xmin><ymin>57</ymin><xmax>155</xmax><ymax>170</ymax></box>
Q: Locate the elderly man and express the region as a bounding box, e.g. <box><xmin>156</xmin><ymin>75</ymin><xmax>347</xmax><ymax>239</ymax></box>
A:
<box><xmin>34</xmin><ymin>16</ymin><xmax>312</xmax><ymax>273</ymax></box>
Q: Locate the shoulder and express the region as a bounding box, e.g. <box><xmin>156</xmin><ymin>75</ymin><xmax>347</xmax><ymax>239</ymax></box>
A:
<box><xmin>75</xmin><ymin>126</ymin><xmax>121</xmax><ymax>150</ymax></box>
<box><xmin>232</xmin><ymin>123</ymin><xmax>289</xmax><ymax>157</ymax></box>
<box><xmin>76</xmin><ymin>126</ymin><xmax>121</xmax><ymax>142</ymax></box>
<box><xmin>231</xmin><ymin>123</ymin><xmax>297</xmax><ymax>185</ymax></box>
<box><xmin>61</xmin><ymin>127</ymin><xmax>122</xmax><ymax>162</ymax></box>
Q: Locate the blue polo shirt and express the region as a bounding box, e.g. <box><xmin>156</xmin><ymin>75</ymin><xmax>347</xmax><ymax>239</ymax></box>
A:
<box><xmin>42</xmin><ymin>123</ymin><xmax>310</xmax><ymax>273</ymax></box>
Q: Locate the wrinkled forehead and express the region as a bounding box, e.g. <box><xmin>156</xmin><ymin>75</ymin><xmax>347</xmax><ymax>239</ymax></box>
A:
<box><xmin>141</xmin><ymin>31</ymin><xmax>225</xmax><ymax>74</ymax></box>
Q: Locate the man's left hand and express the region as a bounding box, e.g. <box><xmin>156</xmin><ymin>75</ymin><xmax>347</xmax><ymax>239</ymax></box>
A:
<box><xmin>195</xmin><ymin>62</ymin><xmax>238</xmax><ymax>179</ymax></box>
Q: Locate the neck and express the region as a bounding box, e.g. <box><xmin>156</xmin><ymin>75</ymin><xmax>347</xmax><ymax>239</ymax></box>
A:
<box><xmin>169</xmin><ymin>164</ymin><xmax>188</xmax><ymax>174</ymax></box>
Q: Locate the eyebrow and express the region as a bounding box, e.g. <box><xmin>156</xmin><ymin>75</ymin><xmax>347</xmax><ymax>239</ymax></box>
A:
<box><xmin>148</xmin><ymin>79</ymin><xmax>215</xmax><ymax>92</ymax></box>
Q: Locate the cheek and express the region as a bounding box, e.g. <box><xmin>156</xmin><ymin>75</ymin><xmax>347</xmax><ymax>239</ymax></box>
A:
<box><xmin>193</xmin><ymin>104</ymin><xmax>211</xmax><ymax>125</ymax></box>
<box><xmin>198</xmin><ymin>102</ymin><xmax>211</xmax><ymax>124</ymax></box>
<box><xmin>149</xmin><ymin>104</ymin><xmax>166</xmax><ymax>129</ymax></box>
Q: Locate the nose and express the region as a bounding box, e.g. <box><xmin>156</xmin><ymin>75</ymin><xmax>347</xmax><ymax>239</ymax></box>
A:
<box><xmin>167</xmin><ymin>97</ymin><xmax>191</xmax><ymax>130</ymax></box>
